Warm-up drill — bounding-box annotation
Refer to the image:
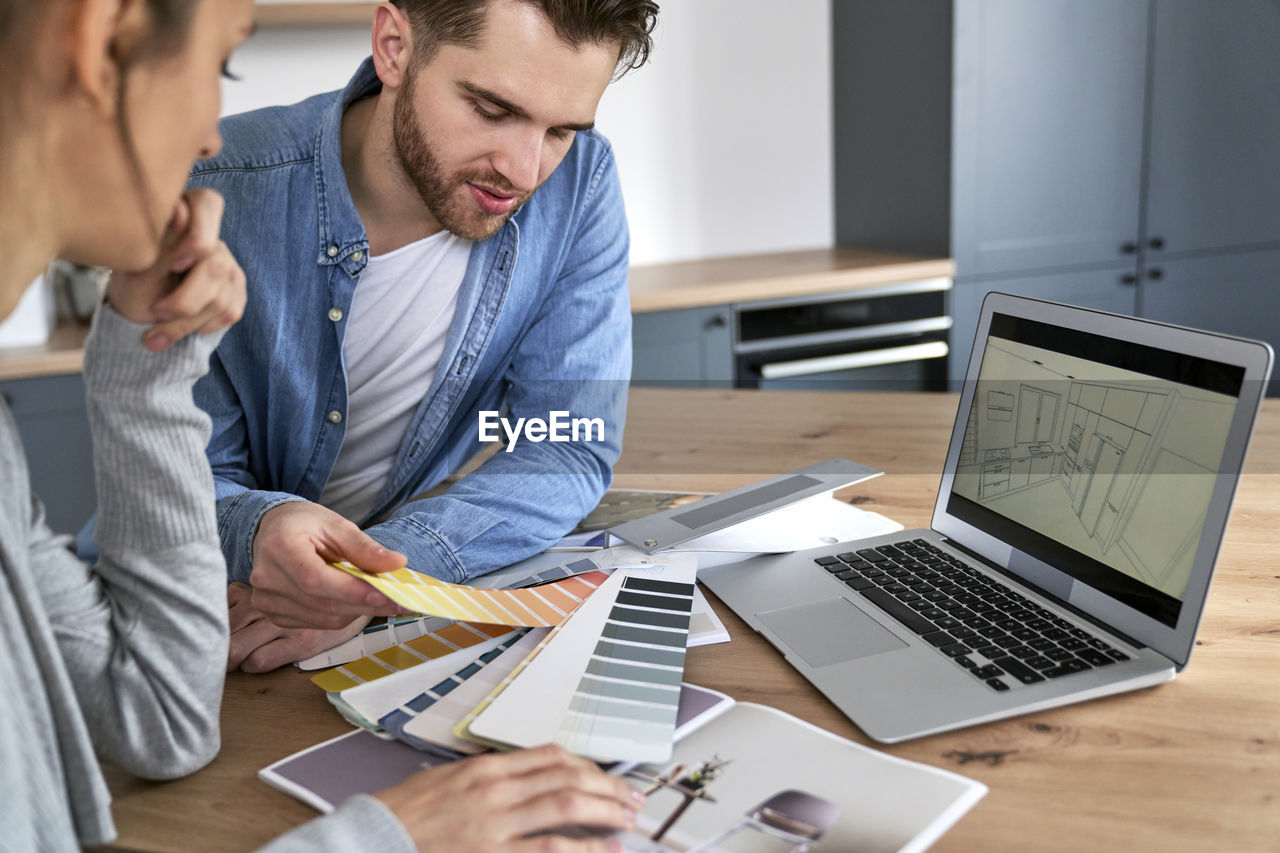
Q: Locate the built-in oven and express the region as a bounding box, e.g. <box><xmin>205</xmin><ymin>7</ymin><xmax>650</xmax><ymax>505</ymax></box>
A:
<box><xmin>733</xmin><ymin>278</ymin><xmax>952</xmax><ymax>391</ymax></box>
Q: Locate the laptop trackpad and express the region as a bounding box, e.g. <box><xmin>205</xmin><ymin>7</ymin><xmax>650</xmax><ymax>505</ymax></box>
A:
<box><xmin>757</xmin><ymin>597</ymin><xmax>908</xmax><ymax>668</ymax></box>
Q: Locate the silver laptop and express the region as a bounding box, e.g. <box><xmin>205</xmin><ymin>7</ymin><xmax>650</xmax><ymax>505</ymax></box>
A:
<box><xmin>699</xmin><ymin>292</ymin><xmax>1273</xmax><ymax>743</ymax></box>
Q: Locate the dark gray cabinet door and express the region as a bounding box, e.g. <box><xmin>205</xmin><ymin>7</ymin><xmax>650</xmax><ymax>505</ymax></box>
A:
<box><xmin>952</xmin><ymin>0</ymin><xmax>1149</xmax><ymax>276</ymax></box>
<box><xmin>950</xmin><ymin>267</ymin><xmax>1139</xmax><ymax>384</ymax></box>
<box><xmin>1138</xmin><ymin>248</ymin><xmax>1280</xmax><ymax>395</ymax></box>
<box><xmin>0</xmin><ymin>373</ymin><xmax>95</xmax><ymax>535</ymax></box>
<box><xmin>1144</xmin><ymin>0</ymin><xmax>1280</xmax><ymax>257</ymax></box>
<box><xmin>631</xmin><ymin>305</ymin><xmax>734</xmax><ymax>387</ymax></box>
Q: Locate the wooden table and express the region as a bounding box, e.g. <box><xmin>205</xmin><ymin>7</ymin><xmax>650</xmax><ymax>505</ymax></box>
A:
<box><xmin>103</xmin><ymin>389</ymin><xmax>1280</xmax><ymax>852</ymax></box>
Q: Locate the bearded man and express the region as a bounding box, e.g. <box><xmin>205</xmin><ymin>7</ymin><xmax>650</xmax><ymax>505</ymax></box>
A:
<box><xmin>156</xmin><ymin>0</ymin><xmax>656</xmax><ymax>669</ymax></box>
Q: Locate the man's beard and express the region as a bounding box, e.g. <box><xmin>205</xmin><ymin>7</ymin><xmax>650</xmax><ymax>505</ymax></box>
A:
<box><xmin>392</xmin><ymin>71</ymin><xmax>533</xmax><ymax>241</ymax></box>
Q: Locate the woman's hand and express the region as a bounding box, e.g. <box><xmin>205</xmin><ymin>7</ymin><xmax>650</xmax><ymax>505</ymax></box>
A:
<box><xmin>376</xmin><ymin>745</ymin><xmax>643</xmax><ymax>852</ymax></box>
<box><xmin>105</xmin><ymin>188</ymin><xmax>245</xmax><ymax>350</ymax></box>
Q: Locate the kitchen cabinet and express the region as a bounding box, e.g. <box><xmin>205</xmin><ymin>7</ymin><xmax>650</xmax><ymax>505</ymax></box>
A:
<box><xmin>1015</xmin><ymin>387</ymin><xmax>1060</xmax><ymax>445</ymax></box>
<box><xmin>1143</xmin><ymin>2</ymin><xmax>1280</xmax><ymax>256</ymax></box>
<box><xmin>1009</xmin><ymin>456</ymin><xmax>1030</xmax><ymax>490</ymax></box>
<box><xmin>1079</xmin><ymin>437</ymin><xmax>1125</xmax><ymax>535</ymax></box>
<box><xmin>951</xmin><ymin>0</ymin><xmax>1149</xmax><ymax>277</ymax></box>
<box><xmin>0</xmin><ymin>373</ymin><xmax>94</xmax><ymax>535</ymax></box>
<box><xmin>832</xmin><ymin>0</ymin><xmax>1280</xmax><ymax>389</ymax></box>
<box><xmin>980</xmin><ymin>459</ymin><xmax>1010</xmax><ymax>499</ymax></box>
<box><xmin>949</xmin><ymin>268</ymin><xmax>1138</xmax><ymax>375</ymax></box>
<box><xmin>1139</xmin><ymin>249</ymin><xmax>1280</xmax><ymax>396</ymax></box>
<box><xmin>1030</xmin><ymin>451</ymin><xmax>1056</xmax><ymax>484</ymax></box>
<box><xmin>631</xmin><ymin>305</ymin><xmax>733</xmax><ymax>388</ymax></box>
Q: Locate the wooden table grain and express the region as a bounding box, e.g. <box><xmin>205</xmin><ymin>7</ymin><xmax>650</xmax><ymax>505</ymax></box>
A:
<box><xmin>102</xmin><ymin>389</ymin><xmax>1280</xmax><ymax>852</ymax></box>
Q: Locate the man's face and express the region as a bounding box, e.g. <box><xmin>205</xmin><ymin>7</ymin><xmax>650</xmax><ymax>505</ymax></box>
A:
<box><xmin>392</xmin><ymin>1</ymin><xmax>620</xmax><ymax>241</ymax></box>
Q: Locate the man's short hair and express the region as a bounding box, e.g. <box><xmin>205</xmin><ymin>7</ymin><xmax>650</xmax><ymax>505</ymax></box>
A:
<box><xmin>391</xmin><ymin>0</ymin><xmax>659</xmax><ymax>77</ymax></box>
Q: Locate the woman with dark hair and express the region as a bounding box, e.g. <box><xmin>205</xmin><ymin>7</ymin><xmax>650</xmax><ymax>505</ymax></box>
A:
<box><xmin>0</xmin><ymin>1</ymin><xmax>639</xmax><ymax>850</ymax></box>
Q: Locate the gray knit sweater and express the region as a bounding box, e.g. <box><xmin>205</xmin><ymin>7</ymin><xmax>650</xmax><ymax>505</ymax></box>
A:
<box><xmin>0</xmin><ymin>306</ymin><xmax>413</xmax><ymax>852</ymax></box>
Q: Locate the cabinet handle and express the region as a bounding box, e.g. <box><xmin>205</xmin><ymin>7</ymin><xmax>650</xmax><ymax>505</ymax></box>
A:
<box><xmin>1148</xmin><ymin>236</ymin><xmax>1165</xmax><ymax>250</ymax></box>
<box><xmin>1120</xmin><ymin>273</ymin><xmax>1138</xmax><ymax>285</ymax></box>
<box><xmin>703</xmin><ymin>314</ymin><xmax>728</xmax><ymax>330</ymax></box>
<box><xmin>1147</xmin><ymin>268</ymin><xmax>1164</xmax><ymax>281</ymax></box>
<box><xmin>1121</xmin><ymin>241</ymin><xmax>1138</xmax><ymax>254</ymax></box>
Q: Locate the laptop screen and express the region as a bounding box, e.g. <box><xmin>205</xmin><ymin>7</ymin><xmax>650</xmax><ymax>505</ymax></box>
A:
<box><xmin>945</xmin><ymin>312</ymin><xmax>1244</xmax><ymax>628</ymax></box>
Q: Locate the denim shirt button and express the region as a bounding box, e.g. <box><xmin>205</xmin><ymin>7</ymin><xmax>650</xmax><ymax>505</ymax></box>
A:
<box><xmin>326</xmin><ymin>245</ymin><xmax>339</xmax><ymax>258</ymax></box>
<box><xmin>351</xmin><ymin>250</ymin><xmax>365</xmax><ymax>262</ymax></box>
<box><xmin>327</xmin><ymin>410</ymin><xmax>343</xmax><ymax>424</ymax></box>
<box><xmin>328</xmin><ymin>307</ymin><xmax>343</xmax><ymax>322</ymax></box>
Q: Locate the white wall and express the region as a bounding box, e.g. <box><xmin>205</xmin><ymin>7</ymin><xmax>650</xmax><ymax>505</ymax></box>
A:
<box><xmin>224</xmin><ymin>2</ymin><xmax>834</xmax><ymax>265</ymax></box>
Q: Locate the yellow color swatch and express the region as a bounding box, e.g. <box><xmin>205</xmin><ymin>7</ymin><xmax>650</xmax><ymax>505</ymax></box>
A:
<box><xmin>330</xmin><ymin>563</ymin><xmax>608</xmax><ymax>627</ymax></box>
<box><xmin>310</xmin><ymin>619</ymin><xmax>509</xmax><ymax>693</ymax></box>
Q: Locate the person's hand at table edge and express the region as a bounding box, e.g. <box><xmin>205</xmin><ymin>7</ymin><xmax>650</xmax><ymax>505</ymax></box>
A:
<box><xmin>226</xmin><ymin>581</ymin><xmax>372</xmax><ymax>673</ymax></box>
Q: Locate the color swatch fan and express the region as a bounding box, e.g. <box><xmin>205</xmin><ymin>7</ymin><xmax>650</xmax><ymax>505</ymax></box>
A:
<box><xmin>459</xmin><ymin>554</ymin><xmax>698</xmax><ymax>763</ymax></box>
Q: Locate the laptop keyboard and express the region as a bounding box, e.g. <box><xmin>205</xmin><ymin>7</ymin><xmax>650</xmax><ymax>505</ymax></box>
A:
<box><xmin>815</xmin><ymin>539</ymin><xmax>1130</xmax><ymax>693</ymax></box>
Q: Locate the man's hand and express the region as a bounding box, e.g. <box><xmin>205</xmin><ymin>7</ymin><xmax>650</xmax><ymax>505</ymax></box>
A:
<box><xmin>249</xmin><ymin>501</ymin><xmax>405</xmax><ymax>629</ymax></box>
<box><xmin>226</xmin><ymin>582</ymin><xmax>370</xmax><ymax>672</ymax></box>
<box><xmin>104</xmin><ymin>189</ymin><xmax>246</xmax><ymax>351</ymax></box>
<box><xmin>376</xmin><ymin>745</ymin><xmax>642</xmax><ymax>852</ymax></box>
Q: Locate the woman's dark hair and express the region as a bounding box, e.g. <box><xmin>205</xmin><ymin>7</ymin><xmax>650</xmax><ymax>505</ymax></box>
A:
<box><xmin>391</xmin><ymin>0</ymin><xmax>659</xmax><ymax>78</ymax></box>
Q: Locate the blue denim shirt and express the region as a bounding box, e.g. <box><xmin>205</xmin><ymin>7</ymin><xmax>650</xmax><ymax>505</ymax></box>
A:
<box><xmin>188</xmin><ymin>59</ymin><xmax>631</xmax><ymax>584</ymax></box>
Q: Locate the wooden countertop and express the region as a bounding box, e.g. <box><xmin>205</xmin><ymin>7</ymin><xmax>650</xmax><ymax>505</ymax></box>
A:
<box><xmin>628</xmin><ymin>247</ymin><xmax>954</xmax><ymax>313</ymax></box>
<box><xmin>0</xmin><ymin>249</ymin><xmax>954</xmax><ymax>382</ymax></box>
<box><xmin>101</xmin><ymin>389</ymin><xmax>1280</xmax><ymax>852</ymax></box>
<box><xmin>0</xmin><ymin>321</ymin><xmax>89</xmax><ymax>382</ymax></box>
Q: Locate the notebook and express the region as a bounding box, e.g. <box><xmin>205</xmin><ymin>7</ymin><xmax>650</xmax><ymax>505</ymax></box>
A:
<box><xmin>698</xmin><ymin>291</ymin><xmax>1273</xmax><ymax>742</ymax></box>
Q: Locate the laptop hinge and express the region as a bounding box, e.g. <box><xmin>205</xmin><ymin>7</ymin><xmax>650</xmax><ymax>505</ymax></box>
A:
<box><xmin>940</xmin><ymin>537</ymin><xmax>1149</xmax><ymax>651</ymax></box>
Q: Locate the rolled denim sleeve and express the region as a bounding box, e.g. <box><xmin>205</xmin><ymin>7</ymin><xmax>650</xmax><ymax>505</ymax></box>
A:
<box><xmin>198</xmin><ymin>351</ymin><xmax>308</xmax><ymax>583</ymax></box>
<box><xmin>366</xmin><ymin>148</ymin><xmax>631</xmax><ymax>582</ymax></box>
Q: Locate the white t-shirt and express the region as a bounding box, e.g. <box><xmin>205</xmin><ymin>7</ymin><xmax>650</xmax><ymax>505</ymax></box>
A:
<box><xmin>319</xmin><ymin>231</ymin><xmax>471</xmax><ymax>522</ymax></box>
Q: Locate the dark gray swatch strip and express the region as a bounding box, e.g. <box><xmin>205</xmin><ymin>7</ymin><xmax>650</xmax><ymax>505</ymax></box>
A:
<box><xmin>602</xmin><ymin>623</ymin><xmax>688</xmax><ymax>648</ymax></box>
<box><xmin>616</xmin><ymin>591</ymin><xmax>692</xmax><ymax>612</ymax></box>
<box><xmin>622</xmin><ymin>577</ymin><xmax>696</xmax><ymax>596</ymax></box>
<box><xmin>608</xmin><ymin>605</ymin><xmax>691</xmax><ymax>630</ymax></box>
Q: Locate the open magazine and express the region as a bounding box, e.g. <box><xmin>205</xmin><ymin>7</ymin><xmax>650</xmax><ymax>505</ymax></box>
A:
<box><xmin>612</xmin><ymin>702</ymin><xmax>983</xmax><ymax>852</ymax></box>
<box><xmin>261</xmin><ymin>685</ymin><xmax>984</xmax><ymax>852</ymax></box>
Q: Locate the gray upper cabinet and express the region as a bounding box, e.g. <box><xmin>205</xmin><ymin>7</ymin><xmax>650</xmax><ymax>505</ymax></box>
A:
<box><xmin>1143</xmin><ymin>0</ymin><xmax>1280</xmax><ymax>257</ymax></box>
<box><xmin>952</xmin><ymin>0</ymin><xmax>1149</xmax><ymax>276</ymax></box>
<box><xmin>834</xmin><ymin>0</ymin><xmax>1280</xmax><ymax>389</ymax></box>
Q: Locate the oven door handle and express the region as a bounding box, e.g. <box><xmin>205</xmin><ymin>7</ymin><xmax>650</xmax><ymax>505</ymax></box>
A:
<box><xmin>759</xmin><ymin>341</ymin><xmax>949</xmax><ymax>380</ymax></box>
